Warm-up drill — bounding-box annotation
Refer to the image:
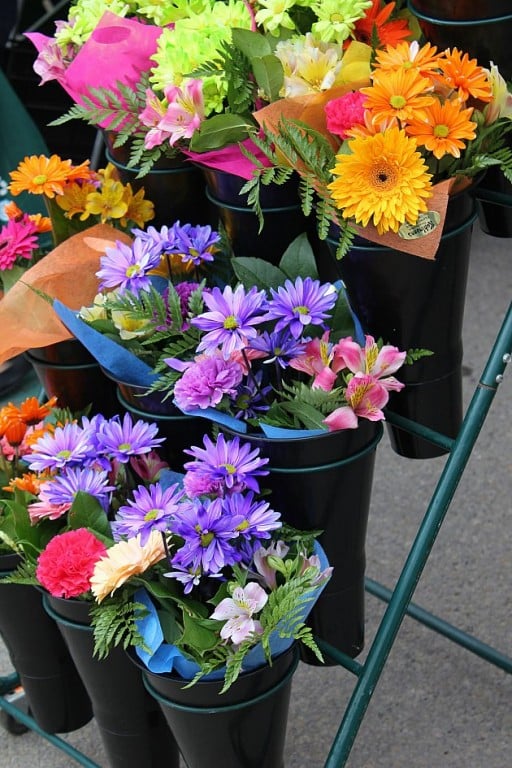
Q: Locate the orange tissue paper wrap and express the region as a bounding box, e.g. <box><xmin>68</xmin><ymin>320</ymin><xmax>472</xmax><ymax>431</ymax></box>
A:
<box><xmin>0</xmin><ymin>224</ymin><xmax>131</xmax><ymax>364</ymax></box>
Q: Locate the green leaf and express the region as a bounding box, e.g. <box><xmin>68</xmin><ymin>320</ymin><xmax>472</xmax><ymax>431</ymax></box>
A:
<box><xmin>68</xmin><ymin>492</ymin><xmax>113</xmax><ymax>540</ymax></box>
<box><xmin>189</xmin><ymin>114</ymin><xmax>253</xmax><ymax>152</ymax></box>
<box><xmin>279</xmin><ymin>233</ymin><xmax>318</xmax><ymax>280</ymax></box>
<box><xmin>251</xmin><ymin>54</ymin><xmax>284</xmax><ymax>102</ymax></box>
<box><xmin>180</xmin><ymin>611</ymin><xmax>219</xmax><ymax>654</ymax></box>
<box><xmin>231</xmin><ymin>28</ymin><xmax>273</xmax><ymax>59</ymax></box>
<box><xmin>231</xmin><ymin>257</ymin><xmax>287</xmax><ymax>290</ymax></box>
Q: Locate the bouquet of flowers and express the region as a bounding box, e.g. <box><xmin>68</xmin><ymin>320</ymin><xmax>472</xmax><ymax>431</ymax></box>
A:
<box><xmin>1</xmin><ymin>402</ymin><xmax>331</xmax><ymax>690</ymax></box>
<box><xmin>248</xmin><ymin>40</ymin><xmax>512</xmax><ymax>258</ymax></box>
<box><xmin>64</xmin><ymin>230</ymin><xmax>421</xmax><ymax>436</ymax></box>
<box><xmin>27</xmin><ymin>1</ymin><xmax>415</xmax><ymax>176</ymax></box>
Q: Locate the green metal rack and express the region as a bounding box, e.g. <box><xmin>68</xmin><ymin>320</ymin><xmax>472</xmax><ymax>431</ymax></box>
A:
<box><xmin>0</xmin><ymin>302</ymin><xmax>510</xmax><ymax>767</ymax></box>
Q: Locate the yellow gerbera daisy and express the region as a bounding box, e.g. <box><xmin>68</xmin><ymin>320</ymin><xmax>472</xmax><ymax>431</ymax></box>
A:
<box><xmin>9</xmin><ymin>154</ymin><xmax>74</xmax><ymax>198</ymax></box>
<box><xmin>406</xmin><ymin>99</ymin><xmax>477</xmax><ymax>159</ymax></box>
<box><xmin>361</xmin><ymin>68</ymin><xmax>435</xmax><ymax>125</ymax></box>
<box><xmin>327</xmin><ymin>126</ymin><xmax>433</xmax><ymax>234</ymax></box>
<box><xmin>90</xmin><ymin>531</ymin><xmax>166</xmax><ymax>603</ymax></box>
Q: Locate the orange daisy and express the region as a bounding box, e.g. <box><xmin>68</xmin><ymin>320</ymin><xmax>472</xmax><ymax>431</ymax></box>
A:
<box><xmin>6</xmin><ymin>472</ymin><xmax>42</xmax><ymax>495</ymax></box>
<box><xmin>29</xmin><ymin>213</ymin><xmax>52</xmax><ymax>232</ymax></box>
<box><xmin>375</xmin><ymin>41</ymin><xmax>442</xmax><ymax>77</ymax></box>
<box><xmin>354</xmin><ymin>0</ymin><xmax>411</xmax><ymax>48</ymax></box>
<box><xmin>406</xmin><ymin>99</ymin><xmax>477</xmax><ymax>159</ymax></box>
<box><xmin>9</xmin><ymin>154</ymin><xmax>75</xmax><ymax>198</ymax></box>
<box><xmin>361</xmin><ymin>68</ymin><xmax>435</xmax><ymax>125</ymax></box>
<box><xmin>18</xmin><ymin>395</ymin><xmax>58</xmax><ymax>426</ymax></box>
<box><xmin>435</xmin><ymin>48</ymin><xmax>493</xmax><ymax>103</ymax></box>
<box><xmin>65</xmin><ymin>159</ymin><xmax>97</xmax><ymax>184</ymax></box>
<box><xmin>4</xmin><ymin>201</ymin><xmax>23</xmax><ymax>220</ymax></box>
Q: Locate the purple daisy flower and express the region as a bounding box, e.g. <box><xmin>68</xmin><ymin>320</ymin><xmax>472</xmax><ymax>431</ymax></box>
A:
<box><xmin>191</xmin><ymin>284</ymin><xmax>267</xmax><ymax>358</ymax></box>
<box><xmin>40</xmin><ymin>468</ymin><xmax>115</xmax><ymax>511</ymax></box>
<box><xmin>249</xmin><ymin>329</ymin><xmax>306</xmax><ymax>369</ymax></box>
<box><xmin>96</xmin><ymin>413</ymin><xmax>164</xmax><ymax>463</ymax></box>
<box><xmin>173</xmin><ymin>354</ymin><xmax>244</xmax><ymax>411</ymax></box>
<box><xmin>96</xmin><ymin>237</ymin><xmax>162</xmax><ymax>294</ymax></box>
<box><xmin>169</xmin><ymin>497</ymin><xmax>242</xmax><ymax>574</ymax></box>
<box><xmin>172</xmin><ymin>223</ymin><xmax>220</xmax><ymax>266</ymax></box>
<box><xmin>175</xmin><ymin>281</ymin><xmax>202</xmax><ymax>319</ymax></box>
<box><xmin>231</xmin><ymin>372</ymin><xmax>272</xmax><ymax>420</ymax></box>
<box><xmin>28</xmin><ymin>423</ymin><xmax>96</xmax><ymax>472</ymax></box>
<box><xmin>262</xmin><ymin>277</ymin><xmax>338</xmax><ymax>339</ymax></box>
<box><xmin>224</xmin><ymin>491</ymin><xmax>282</xmax><ymax>557</ymax></box>
<box><xmin>183</xmin><ymin>433</ymin><xmax>269</xmax><ymax>494</ymax></box>
<box><xmin>131</xmin><ymin>224</ymin><xmax>179</xmax><ymax>254</ymax></box>
<box><xmin>163</xmin><ymin>562</ymin><xmax>202</xmax><ymax>594</ymax></box>
<box><xmin>112</xmin><ymin>482</ymin><xmax>184</xmax><ymax>545</ymax></box>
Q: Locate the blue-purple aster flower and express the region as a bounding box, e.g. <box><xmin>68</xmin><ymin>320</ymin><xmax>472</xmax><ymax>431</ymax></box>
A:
<box><xmin>169</xmin><ymin>497</ymin><xmax>242</xmax><ymax>574</ymax></box>
<box><xmin>249</xmin><ymin>329</ymin><xmax>306</xmax><ymax>369</ymax></box>
<box><xmin>223</xmin><ymin>492</ymin><xmax>282</xmax><ymax>558</ymax></box>
<box><xmin>112</xmin><ymin>482</ymin><xmax>184</xmax><ymax>545</ymax></box>
<box><xmin>183</xmin><ymin>433</ymin><xmax>268</xmax><ymax>495</ymax></box>
<box><xmin>192</xmin><ymin>284</ymin><xmax>267</xmax><ymax>358</ymax></box>
<box><xmin>96</xmin><ymin>237</ymin><xmax>162</xmax><ymax>295</ymax></box>
<box><xmin>95</xmin><ymin>413</ymin><xmax>164</xmax><ymax>463</ymax></box>
<box><xmin>28</xmin><ymin>423</ymin><xmax>96</xmax><ymax>472</ymax></box>
<box><xmin>172</xmin><ymin>354</ymin><xmax>244</xmax><ymax>411</ymax></box>
<box><xmin>163</xmin><ymin>563</ymin><xmax>202</xmax><ymax>594</ymax></box>
<box><xmin>172</xmin><ymin>223</ymin><xmax>220</xmax><ymax>266</ymax></box>
<box><xmin>40</xmin><ymin>468</ymin><xmax>115</xmax><ymax>511</ymax></box>
<box><xmin>262</xmin><ymin>277</ymin><xmax>338</xmax><ymax>339</ymax></box>
<box><xmin>131</xmin><ymin>224</ymin><xmax>179</xmax><ymax>254</ymax></box>
<box><xmin>231</xmin><ymin>372</ymin><xmax>272</xmax><ymax>420</ymax></box>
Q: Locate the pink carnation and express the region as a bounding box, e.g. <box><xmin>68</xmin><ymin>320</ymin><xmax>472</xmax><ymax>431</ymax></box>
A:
<box><xmin>325</xmin><ymin>91</ymin><xmax>367</xmax><ymax>139</ymax></box>
<box><xmin>36</xmin><ymin>528</ymin><xmax>108</xmax><ymax>598</ymax></box>
<box><xmin>172</xmin><ymin>355</ymin><xmax>243</xmax><ymax>411</ymax></box>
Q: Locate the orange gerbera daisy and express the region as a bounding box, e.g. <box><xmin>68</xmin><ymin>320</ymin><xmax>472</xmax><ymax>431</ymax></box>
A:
<box><xmin>354</xmin><ymin>0</ymin><xmax>411</xmax><ymax>48</ymax></box>
<box><xmin>9</xmin><ymin>154</ymin><xmax>75</xmax><ymax>198</ymax></box>
<box><xmin>375</xmin><ymin>41</ymin><xmax>442</xmax><ymax>77</ymax></box>
<box><xmin>18</xmin><ymin>395</ymin><xmax>58</xmax><ymax>426</ymax></box>
<box><xmin>406</xmin><ymin>99</ymin><xmax>477</xmax><ymax>159</ymax></box>
<box><xmin>29</xmin><ymin>213</ymin><xmax>52</xmax><ymax>232</ymax></box>
<box><xmin>436</xmin><ymin>48</ymin><xmax>493</xmax><ymax>103</ymax></box>
<box><xmin>6</xmin><ymin>472</ymin><xmax>42</xmax><ymax>495</ymax></box>
<box><xmin>328</xmin><ymin>126</ymin><xmax>433</xmax><ymax>234</ymax></box>
<box><xmin>362</xmin><ymin>68</ymin><xmax>435</xmax><ymax>125</ymax></box>
<box><xmin>65</xmin><ymin>159</ymin><xmax>97</xmax><ymax>184</ymax></box>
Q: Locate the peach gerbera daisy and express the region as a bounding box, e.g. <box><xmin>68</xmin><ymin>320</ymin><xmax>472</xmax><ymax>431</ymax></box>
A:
<box><xmin>406</xmin><ymin>99</ymin><xmax>477</xmax><ymax>159</ymax></box>
<box><xmin>375</xmin><ymin>41</ymin><xmax>442</xmax><ymax>77</ymax></box>
<box><xmin>327</xmin><ymin>126</ymin><xmax>433</xmax><ymax>235</ymax></box>
<box><xmin>8</xmin><ymin>155</ymin><xmax>75</xmax><ymax>198</ymax></box>
<box><xmin>90</xmin><ymin>531</ymin><xmax>166</xmax><ymax>602</ymax></box>
<box><xmin>436</xmin><ymin>48</ymin><xmax>493</xmax><ymax>103</ymax></box>
<box><xmin>361</xmin><ymin>68</ymin><xmax>435</xmax><ymax>125</ymax></box>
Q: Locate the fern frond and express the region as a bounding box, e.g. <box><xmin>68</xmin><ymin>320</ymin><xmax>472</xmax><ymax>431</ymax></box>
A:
<box><xmin>1</xmin><ymin>559</ymin><xmax>37</xmax><ymax>586</ymax></box>
<box><xmin>90</xmin><ymin>598</ymin><xmax>149</xmax><ymax>660</ymax></box>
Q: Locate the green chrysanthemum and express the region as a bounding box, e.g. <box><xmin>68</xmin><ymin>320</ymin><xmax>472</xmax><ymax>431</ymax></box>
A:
<box><xmin>310</xmin><ymin>0</ymin><xmax>373</xmax><ymax>44</ymax></box>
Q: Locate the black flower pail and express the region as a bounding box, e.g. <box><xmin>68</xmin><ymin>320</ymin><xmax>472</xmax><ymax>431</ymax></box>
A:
<box><xmin>43</xmin><ymin>595</ymin><xmax>180</xmax><ymax>768</ymax></box>
<box><xmin>222</xmin><ymin>421</ymin><xmax>383</xmax><ymax>662</ymax></box>
<box><xmin>326</xmin><ymin>185</ymin><xmax>478</xmax><ymax>458</ymax></box>
<box><xmin>0</xmin><ymin>555</ymin><xmax>92</xmax><ymax>734</ymax></box>
<box><xmin>130</xmin><ymin>644</ymin><xmax>298</xmax><ymax>768</ymax></box>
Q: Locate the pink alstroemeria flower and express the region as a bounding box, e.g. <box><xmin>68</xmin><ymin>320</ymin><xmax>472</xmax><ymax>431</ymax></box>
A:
<box><xmin>290</xmin><ymin>332</ymin><xmax>340</xmax><ymax>391</ymax></box>
<box><xmin>157</xmin><ymin>79</ymin><xmax>205</xmax><ymax>147</ymax></box>
<box><xmin>253</xmin><ymin>540</ymin><xmax>290</xmax><ymax>589</ymax></box>
<box><xmin>333</xmin><ymin>335</ymin><xmax>406</xmax><ymax>391</ymax></box>
<box><xmin>324</xmin><ymin>372</ymin><xmax>390</xmax><ymax>430</ymax></box>
<box><xmin>210</xmin><ymin>582</ymin><xmax>268</xmax><ymax>645</ymax></box>
<box><xmin>140</xmin><ymin>89</ymin><xmax>172</xmax><ymax>149</ymax></box>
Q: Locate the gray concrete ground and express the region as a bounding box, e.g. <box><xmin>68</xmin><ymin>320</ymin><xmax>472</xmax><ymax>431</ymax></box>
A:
<box><xmin>0</xmin><ymin>224</ymin><xmax>510</xmax><ymax>767</ymax></box>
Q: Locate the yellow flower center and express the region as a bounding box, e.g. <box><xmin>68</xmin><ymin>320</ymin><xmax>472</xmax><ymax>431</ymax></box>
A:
<box><xmin>200</xmin><ymin>531</ymin><xmax>214</xmax><ymax>547</ymax></box>
<box><xmin>56</xmin><ymin>449</ymin><xmax>72</xmax><ymax>460</ymax></box>
<box><xmin>118</xmin><ymin>442</ymin><xmax>131</xmax><ymax>452</ymax></box>
<box><xmin>221</xmin><ymin>463</ymin><xmax>236</xmax><ymax>474</ymax></box>
<box><xmin>293</xmin><ymin>305</ymin><xmax>309</xmax><ymax>315</ymax></box>
<box><xmin>33</xmin><ymin>174</ymin><xmax>48</xmax><ymax>185</ymax></box>
<box><xmin>144</xmin><ymin>509</ymin><xmax>159</xmax><ymax>522</ymax></box>
<box><xmin>390</xmin><ymin>95</ymin><xmax>407</xmax><ymax>109</ymax></box>
<box><xmin>370</xmin><ymin>161</ymin><xmax>398</xmax><ymax>190</ymax></box>
<box><xmin>126</xmin><ymin>265</ymin><xmax>141</xmax><ymax>278</ymax></box>
<box><xmin>223</xmin><ymin>315</ymin><xmax>238</xmax><ymax>330</ymax></box>
<box><xmin>330</xmin><ymin>13</ymin><xmax>344</xmax><ymax>22</ymax></box>
<box><xmin>433</xmin><ymin>124</ymin><xmax>450</xmax><ymax>138</ymax></box>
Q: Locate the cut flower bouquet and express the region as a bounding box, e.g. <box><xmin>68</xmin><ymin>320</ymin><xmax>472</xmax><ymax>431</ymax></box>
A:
<box><xmin>1</xmin><ymin>407</ymin><xmax>332</xmax><ymax>690</ymax></box>
<box><xmin>248</xmin><ymin>40</ymin><xmax>512</xmax><ymax>258</ymax></box>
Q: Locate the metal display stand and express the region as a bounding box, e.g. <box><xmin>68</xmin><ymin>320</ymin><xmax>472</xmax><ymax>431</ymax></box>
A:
<box><xmin>0</xmin><ymin>305</ymin><xmax>510</xmax><ymax>766</ymax></box>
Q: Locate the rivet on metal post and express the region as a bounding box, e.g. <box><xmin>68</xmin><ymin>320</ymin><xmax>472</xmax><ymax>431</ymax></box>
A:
<box><xmin>503</xmin><ymin>353</ymin><xmax>511</xmax><ymax>364</ymax></box>
<box><xmin>495</xmin><ymin>374</ymin><xmax>504</xmax><ymax>384</ymax></box>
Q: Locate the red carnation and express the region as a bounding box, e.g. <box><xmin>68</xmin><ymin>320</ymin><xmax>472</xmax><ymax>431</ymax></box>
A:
<box><xmin>36</xmin><ymin>528</ymin><xmax>108</xmax><ymax>598</ymax></box>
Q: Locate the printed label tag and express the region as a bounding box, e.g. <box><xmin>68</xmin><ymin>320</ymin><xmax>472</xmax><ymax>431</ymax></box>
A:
<box><xmin>398</xmin><ymin>211</ymin><xmax>441</xmax><ymax>240</ymax></box>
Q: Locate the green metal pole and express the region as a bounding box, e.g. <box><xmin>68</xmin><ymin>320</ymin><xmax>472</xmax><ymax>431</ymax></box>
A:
<box><xmin>324</xmin><ymin>303</ymin><xmax>512</xmax><ymax>767</ymax></box>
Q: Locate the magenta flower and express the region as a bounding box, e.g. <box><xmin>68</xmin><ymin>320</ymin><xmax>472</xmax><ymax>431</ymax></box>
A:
<box><xmin>323</xmin><ymin>373</ymin><xmax>390</xmax><ymax>430</ymax></box>
<box><xmin>183</xmin><ymin>433</ymin><xmax>269</xmax><ymax>495</ymax></box>
<box><xmin>192</xmin><ymin>284</ymin><xmax>267</xmax><ymax>357</ymax></box>
<box><xmin>262</xmin><ymin>277</ymin><xmax>338</xmax><ymax>339</ymax></box>
<box><xmin>333</xmin><ymin>335</ymin><xmax>406</xmax><ymax>390</ymax></box>
<box><xmin>36</xmin><ymin>529</ymin><xmax>107</xmax><ymax>598</ymax></box>
<box><xmin>157</xmin><ymin>79</ymin><xmax>205</xmax><ymax>147</ymax></box>
<box><xmin>210</xmin><ymin>582</ymin><xmax>267</xmax><ymax>645</ymax></box>
<box><xmin>172</xmin><ymin>354</ymin><xmax>244</xmax><ymax>411</ymax></box>
<box><xmin>0</xmin><ymin>216</ymin><xmax>39</xmax><ymax>270</ymax></box>
<box><xmin>325</xmin><ymin>91</ymin><xmax>367</xmax><ymax>139</ymax></box>
<box><xmin>96</xmin><ymin>238</ymin><xmax>162</xmax><ymax>294</ymax></box>
<box><xmin>140</xmin><ymin>89</ymin><xmax>171</xmax><ymax>149</ymax></box>
<box><xmin>113</xmin><ymin>482</ymin><xmax>184</xmax><ymax>545</ymax></box>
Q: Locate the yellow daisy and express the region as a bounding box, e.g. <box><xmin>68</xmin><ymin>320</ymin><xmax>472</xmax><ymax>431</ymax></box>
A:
<box><xmin>9</xmin><ymin>154</ymin><xmax>74</xmax><ymax>198</ymax></box>
<box><xmin>327</xmin><ymin>126</ymin><xmax>433</xmax><ymax>234</ymax></box>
